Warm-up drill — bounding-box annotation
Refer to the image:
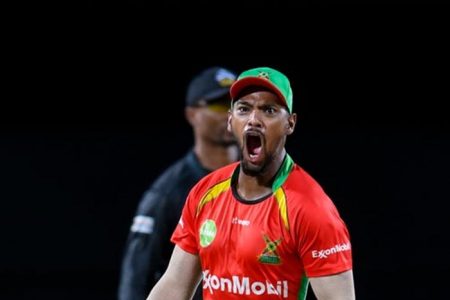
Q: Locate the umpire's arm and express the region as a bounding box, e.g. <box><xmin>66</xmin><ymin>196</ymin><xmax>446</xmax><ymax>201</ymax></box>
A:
<box><xmin>118</xmin><ymin>190</ymin><xmax>167</xmax><ymax>300</ymax></box>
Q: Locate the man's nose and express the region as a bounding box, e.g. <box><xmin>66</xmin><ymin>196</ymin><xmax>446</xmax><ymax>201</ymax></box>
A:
<box><xmin>247</xmin><ymin>110</ymin><xmax>262</xmax><ymax>128</ymax></box>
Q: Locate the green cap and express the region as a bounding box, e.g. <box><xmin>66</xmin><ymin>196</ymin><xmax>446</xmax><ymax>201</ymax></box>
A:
<box><xmin>230</xmin><ymin>67</ymin><xmax>293</xmax><ymax>113</ymax></box>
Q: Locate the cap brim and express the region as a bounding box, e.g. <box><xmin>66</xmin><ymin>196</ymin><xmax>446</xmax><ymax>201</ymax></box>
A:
<box><xmin>230</xmin><ymin>77</ymin><xmax>287</xmax><ymax>107</ymax></box>
<box><xmin>203</xmin><ymin>87</ymin><xmax>231</xmax><ymax>102</ymax></box>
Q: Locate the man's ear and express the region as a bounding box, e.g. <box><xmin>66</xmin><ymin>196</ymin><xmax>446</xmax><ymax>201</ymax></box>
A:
<box><xmin>286</xmin><ymin>113</ymin><xmax>297</xmax><ymax>135</ymax></box>
<box><xmin>185</xmin><ymin>107</ymin><xmax>196</xmax><ymax>126</ymax></box>
<box><xmin>227</xmin><ymin>113</ymin><xmax>232</xmax><ymax>132</ymax></box>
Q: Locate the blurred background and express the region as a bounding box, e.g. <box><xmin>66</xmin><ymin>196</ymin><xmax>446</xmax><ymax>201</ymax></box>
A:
<box><xmin>1</xmin><ymin>2</ymin><xmax>449</xmax><ymax>299</ymax></box>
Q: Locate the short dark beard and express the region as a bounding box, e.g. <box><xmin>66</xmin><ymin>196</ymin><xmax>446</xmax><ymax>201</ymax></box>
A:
<box><xmin>240</xmin><ymin>153</ymin><xmax>274</xmax><ymax>177</ymax></box>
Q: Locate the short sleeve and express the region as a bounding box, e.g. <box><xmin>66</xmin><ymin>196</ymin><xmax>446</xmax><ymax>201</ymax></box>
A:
<box><xmin>297</xmin><ymin>194</ymin><xmax>353</xmax><ymax>277</ymax></box>
<box><xmin>170</xmin><ymin>188</ymin><xmax>199</xmax><ymax>255</ymax></box>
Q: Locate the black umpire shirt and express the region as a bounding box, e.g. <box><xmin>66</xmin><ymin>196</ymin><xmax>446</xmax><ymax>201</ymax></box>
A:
<box><xmin>118</xmin><ymin>149</ymin><xmax>209</xmax><ymax>300</ymax></box>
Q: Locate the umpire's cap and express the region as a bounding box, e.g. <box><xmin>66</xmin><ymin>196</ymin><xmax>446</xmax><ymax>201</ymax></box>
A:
<box><xmin>186</xmin><ymin>67</ymin><xmax>237</xmax><ymax>107</ymax></box>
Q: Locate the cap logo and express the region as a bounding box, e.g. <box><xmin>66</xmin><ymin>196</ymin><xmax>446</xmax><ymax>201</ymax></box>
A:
<box><xmin>257</xmin><ymin>71</ymin><xmax>270</xmax><ymax>80</ymax></box>
<box><xmin>216</xmin><ymin>69</ymin><xmax>236</xmax><ymax>87</ymax></box>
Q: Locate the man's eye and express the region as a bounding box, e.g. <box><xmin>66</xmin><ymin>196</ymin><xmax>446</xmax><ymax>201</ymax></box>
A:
<box><xmin>265</xmin><ymin>107</ymin><xmax>275</xmax><ymax>114</ymax></box>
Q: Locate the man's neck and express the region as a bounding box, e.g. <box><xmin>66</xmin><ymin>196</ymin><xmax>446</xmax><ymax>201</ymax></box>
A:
<box><xmin>236</xmin><ymin>150</ymin><xmax>287</xmax><ymax>201</ymax></box>
<box><xmin>194</xmin><ymin>141</ymin><xmax>238</xmax><ymax>171</ymax></box>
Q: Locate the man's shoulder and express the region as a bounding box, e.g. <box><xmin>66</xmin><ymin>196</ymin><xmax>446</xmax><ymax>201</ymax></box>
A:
<box><xmin>284</xmin><ymin>165</ymin><xmax>330</xmax><ymax>202</ymax></box>
<box><xmin>285</xmin><ymin>164</ymin><xmax>323</xmax><ymax>190</ymax></box>
<box><xmin>284</xmin><ymin>164</ymin><xmax>341</xmax><ymax>217</ymax></box>
<box><xmin>156</xmin><ymin>155</ymin><xmax>193</xmax><ymax>178</ymax></box>
<box><xmin>200</xmin><ymin>161</ymin><xmax>238</xmax><ymax>182</ymax></box>
<box><xmin>133</xmin><ymin>152</ymin><xmax>204</xmax><ymax>213</ymax></box>
<box><xmin>150</xmin><ymin>151</ymin><xmax>203</xmax><ymax>187</ymax></box>
<box><xmin>190</xmin><ymin>162</ymin><xmax>239</xmax><ymax>194</ymax></box>
<box><xmin>138</xmin><ymin>152</ymin><xmax>203</xmax><ymax>199</ymax></box>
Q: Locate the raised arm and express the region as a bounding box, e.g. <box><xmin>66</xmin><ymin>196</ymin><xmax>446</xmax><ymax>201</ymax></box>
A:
<box><xmin>147</xmin><ymin>245</ymin><xmax>202</xmax><ymax>300</ymax></box>
<box><xmin>309</xmin><ymin>269</ymin><xmax>355</xmax><ymax>300</ymax></box>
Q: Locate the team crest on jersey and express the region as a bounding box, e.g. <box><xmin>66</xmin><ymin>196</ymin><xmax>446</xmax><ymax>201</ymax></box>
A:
<box><xmin>258</xmin><ymin>234</ymin><xmax>282</xmax><ymax>265</ymax></box>
<box><xmin>199</xmin><ymin>219</ymin><xmax>217</xmax><ymax>247</ymax></box>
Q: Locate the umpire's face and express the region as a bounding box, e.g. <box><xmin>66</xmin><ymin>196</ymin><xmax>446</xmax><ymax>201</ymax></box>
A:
<box><xmin>185</xmin><ymin>95</ymin><xmax>236</xmax><ymax>147</ymax></box>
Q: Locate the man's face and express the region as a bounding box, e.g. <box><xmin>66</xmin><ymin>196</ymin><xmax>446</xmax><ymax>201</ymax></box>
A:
<box><xmin>191</xmin><ymin>95</ymin><xmax>236</xmax><ymax>147</ymax></box>
<box><xmin>228</xmin><ymin>89</ymin><xmax>296</xmax><ymax>176</ymax></box>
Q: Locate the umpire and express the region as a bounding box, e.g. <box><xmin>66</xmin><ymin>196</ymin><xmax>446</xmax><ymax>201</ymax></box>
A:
<box><xmin>118</xmin><ymin>66</ymin><xmax>238</xmax><ymax>300</ymax></box>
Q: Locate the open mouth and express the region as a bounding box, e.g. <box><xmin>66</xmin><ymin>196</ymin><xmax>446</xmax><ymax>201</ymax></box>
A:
<box><xmin>245</xmin><ymin>132</ymin><xmax>263</xmax><ymax>161</ymax></box>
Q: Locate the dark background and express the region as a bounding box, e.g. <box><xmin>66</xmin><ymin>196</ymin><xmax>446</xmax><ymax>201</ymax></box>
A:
<box><xmin>2</xmin><ymin>3</ymin><xmax>449</xmax><ymax>300</ymax></box>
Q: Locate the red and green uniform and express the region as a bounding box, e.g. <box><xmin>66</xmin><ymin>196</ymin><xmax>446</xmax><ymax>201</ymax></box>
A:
<box><xmin>172</xmin><ymin>154</ymin><xmax>352</xmax><ymax>299</ymax></box>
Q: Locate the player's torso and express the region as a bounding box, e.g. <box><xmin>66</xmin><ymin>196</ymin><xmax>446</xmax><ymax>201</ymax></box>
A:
<box><xmin>196</xmin><ymin>188</ymin><xmax>305</xmax><ymax>299</ymax></box>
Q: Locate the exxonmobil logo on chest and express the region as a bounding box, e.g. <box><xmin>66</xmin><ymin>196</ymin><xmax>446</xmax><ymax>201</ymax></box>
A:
<box><xmin>202</xmin><ymin>270</ymin><xmax>289</xmax><ymax>298</ymax></box>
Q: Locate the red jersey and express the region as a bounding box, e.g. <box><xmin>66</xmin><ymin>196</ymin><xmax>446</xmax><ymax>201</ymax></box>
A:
<box><xmin>172</xmin><ymin>154</ymin><xmax>352</xmax><ymax>299</ymax></box>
